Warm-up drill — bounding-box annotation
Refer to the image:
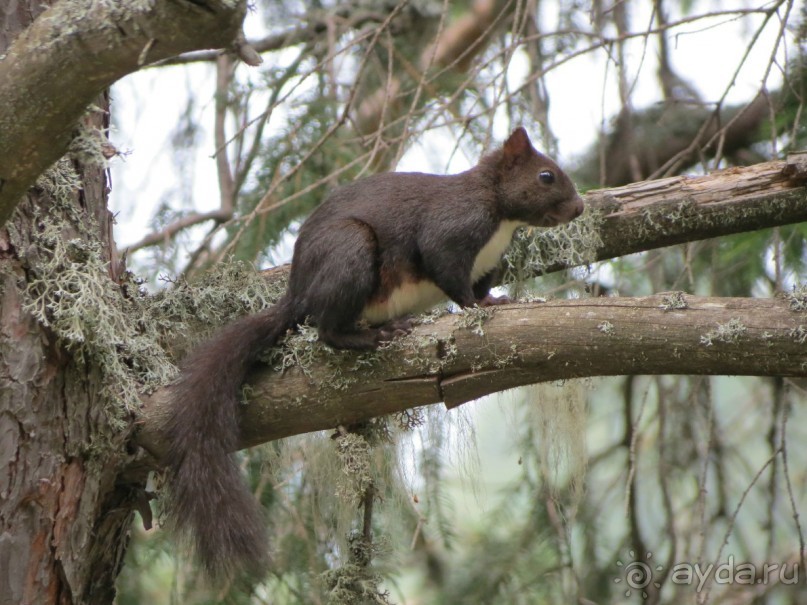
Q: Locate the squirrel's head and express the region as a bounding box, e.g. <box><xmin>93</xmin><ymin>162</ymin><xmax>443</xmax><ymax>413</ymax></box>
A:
<box><xmin>491</xmin><ymin>127</ymin><xmax>584</xmax><ymax>227</ymax></box>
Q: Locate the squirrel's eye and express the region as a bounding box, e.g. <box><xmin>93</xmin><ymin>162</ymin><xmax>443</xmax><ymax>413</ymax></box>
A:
<box><xmin>539</xmin><ymin>170</ymin><xmax>555</xmax><ymax>185</ymax></box>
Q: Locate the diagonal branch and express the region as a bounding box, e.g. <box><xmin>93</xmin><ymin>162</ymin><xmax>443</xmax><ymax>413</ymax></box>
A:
<box><xmin>0</xmin><ymin>0</ymin><xmax>250</xmax><ymax>225</ymax></box>
<box><xmin>152</xmin><ymin>8</ymin><xmax>388</xmax><ymax>66</ymax></box>
<box><xmin>124</xmin><ymin>210</ymin><xmax>232</xmax><ymax>254</ymax></box>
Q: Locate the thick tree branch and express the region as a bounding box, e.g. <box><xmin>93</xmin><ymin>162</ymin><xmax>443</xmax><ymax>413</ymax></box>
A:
<box><xmin>137</xmin><ymin>293</ymin><xmax>807</xmax><ymax>459</ymax></box>
<box><xmin>543</xmin><ymin>154</ymin><xmax>807</xmax><ymax>274</ymax></box>
<box><xmin>0</xmin><ymin>0</ymin><xmax>249</xmax><ymax>225</ymax></box>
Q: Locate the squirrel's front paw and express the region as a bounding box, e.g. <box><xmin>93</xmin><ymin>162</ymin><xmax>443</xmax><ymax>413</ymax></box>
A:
<box><xmin>377</xmin><ymin>318</ymin><xmax>414</xmax><ymax>342</ymax></box>
<box><xmin>478</xmin><ymin>293</ymin><xmax>512</xmax><ymax>307</ymax></box>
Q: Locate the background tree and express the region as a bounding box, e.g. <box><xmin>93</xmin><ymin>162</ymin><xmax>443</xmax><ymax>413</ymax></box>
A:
<box><xmin>2</xmin><ymin>1</ymin><xmax>807</xmax><ymax>604</ymax></box>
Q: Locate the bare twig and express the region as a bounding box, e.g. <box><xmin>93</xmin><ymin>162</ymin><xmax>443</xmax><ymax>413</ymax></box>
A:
<box><xmin>151</xmin><ymin>9</ymin><xmax>388</xmax><ymax>67</ymax></box>
<box><xmin>779</xmin><ymin>384</ymin><xmax>807</xmax><ymax>573</ymax></box>
<box><xmin>124</xmin><ymin>210</ymin><xmax>232</xmax><ymax>254</ymax></box>
<box><xmin>214</xmin><ymin>54</ymin><xmax>237</xmax><ymax>216</ymax></box>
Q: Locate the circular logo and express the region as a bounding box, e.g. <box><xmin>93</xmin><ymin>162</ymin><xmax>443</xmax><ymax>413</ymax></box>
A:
<box><xmin>614</xmin><ymin>550</ymin><xmax>663</xmax><ymax>599</ymax></box>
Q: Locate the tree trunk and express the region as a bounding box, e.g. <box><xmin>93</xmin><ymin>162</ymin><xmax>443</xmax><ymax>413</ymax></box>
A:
<box><xmin>0</xmin><ymin>129</ymin><xmax>134</xmax><ymax>603</ymax></box>
<box><xmin>0</xmin><ymin>6</ymin><xmax>137</xmax><ymax>605</ymax></box>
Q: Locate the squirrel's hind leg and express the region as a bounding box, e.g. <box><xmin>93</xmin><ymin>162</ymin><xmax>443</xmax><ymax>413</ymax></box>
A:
<box><xmin>318</xmin><ymin>317</ymin><xmax>412</xmax><ymax>350</ymax></box>
<box><xmin>306</xmin><ymin>219</ymin><xmax>382</xmax><ymax>349</ymax></box>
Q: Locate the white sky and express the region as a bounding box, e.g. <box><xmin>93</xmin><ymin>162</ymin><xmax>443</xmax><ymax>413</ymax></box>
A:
<box><xmin>109</xmin><ymin>2</ymin><xmax>792</xmax><ymax>263</ymax></box>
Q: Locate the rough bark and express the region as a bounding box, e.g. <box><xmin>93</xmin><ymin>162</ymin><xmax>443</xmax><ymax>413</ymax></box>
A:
<box><xmin>137</xmin><ymin>293</ymin><xmax>807</xmax><ymax>458</ymax></box>
<box><xmin>0</xmin><ymin>0</ymin><xmax>249</xmax><ymax>226</ymax></box>
<box><xmin>0</xmin><ymin>109</ymin><xmax>133</xmax><ymax>605</ymax></box>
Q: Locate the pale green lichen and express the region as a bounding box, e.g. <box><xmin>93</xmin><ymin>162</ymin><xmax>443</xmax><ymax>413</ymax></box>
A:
<box><xmin>492</xmin><ymin>343</ymin><xmax>519</xmax><ymax>368</ymax></box>
<box><xmin>149</xmin><ymin>258</ymin><xmax>286</xmax><ymax>352</ymax></box>
<box><xmin>597</xmin><ymin>320</ymin><xmax>615</xmax><ymax>335</ymax></box>
<box><xmin>790</xmin><ymin>325</ymin><xmax>807</xmax><ymax>344</ymax></box>
<box><xmin>700</xmin><ymin>318</ymin><xmax>747</xmax><ymax>346</ymax></box>
<box><xmin>334</xmin><ymin>431</ymin><xmax>374</xmax><ymax>504</ymax></box>
<box><xmin>502</xmin><ymin>208</ymin><xmax>605</xmax><ymax>289</ymax></box>
<box><xmin>68</xmin><ymin>123</ymin><xmax>111</xmax><ymax>168</ymax></box>
<box><xmin>456</xmin><ymin>305</ymin><xmax>493</xmax><ymax>336</ymax></box>
<box><xmin>16</xmin><ymin>173</ymin><xmax>176</xmax><ymax>426</ymax></box>
<box><xmin>413</xmin><ymin>306</ymin><xmax>451</xmax><ymax>324</ymax></box>
<box><xmin>17</xmin><ymin>157</ymin><xmax>291</xmax><ymax>429</ymax></box>
<box><xmin>321</xmin><ymin>533</ymin><xmax>393</xmax><ymax>605</ymax></box>
<box><xmin>786</xmin><ymin>284</ymin><xmax>807</xmax><ymax>311</ymax></box>
<box><xmin>375</xmin><ymin>321</ymin><xmax>458</xmax><ymax>376</ymax></box>
<box><xmin>636</xmin><ymin>199</ymin><xmax>699</xmax><ymax>238</ymax></box>
<box><xmin>263</xmin><ymin>320</ymin><xmax>423</xmax><ymax>396</ymax></box>
<box><xmin>35</xmin><ymin>157</ymin><xmax>82</xmax><ymax>198</ymax></box>
<box><xmin>264</xmin><ymin>326</ymin><xmax>391</xmax><ymax>395</ymax></box>
<box><xmin>520</xmin><ymin>381</ymin><xmax>588</xmax><ymax>503</ymax></box>
<box><xmin>267</xmin><ymin>322</ymin><xmax>321</xmax><ymax>376</ymax></box>
<box><xmin>627</xmin><ymin>195</ymin><xmax>798</xmax><ymax>245</ymax></box>
<box><xmin>660</xmin><ymin>291</ymin><xmax>688</xmax><ymax>311</ymax></box>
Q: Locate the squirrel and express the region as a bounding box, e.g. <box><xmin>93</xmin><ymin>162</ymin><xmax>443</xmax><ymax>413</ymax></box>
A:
<box><xmin>160</xmin><ymin>127</ymin><xmax>584</xmax><ymax>578</ymax></box>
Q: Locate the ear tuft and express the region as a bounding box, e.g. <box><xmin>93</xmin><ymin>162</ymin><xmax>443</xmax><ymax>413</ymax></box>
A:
<box><xmin>502</xmin><ymin>127</ymin><xmax>533</xmax><ymax>164</ymax></box>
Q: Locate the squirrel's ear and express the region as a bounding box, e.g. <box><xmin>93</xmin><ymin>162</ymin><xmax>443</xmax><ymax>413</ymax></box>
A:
<box><xmin>502</xmin><ymin>127</ymin><xmax>533</xmax><ymax>164</ymax></box>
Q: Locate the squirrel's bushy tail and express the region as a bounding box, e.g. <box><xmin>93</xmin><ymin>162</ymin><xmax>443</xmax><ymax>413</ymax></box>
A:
<box><xmin>162</xmin><ymin>297</ymin><xmax>295</xmax><ymax>578</ymax></box>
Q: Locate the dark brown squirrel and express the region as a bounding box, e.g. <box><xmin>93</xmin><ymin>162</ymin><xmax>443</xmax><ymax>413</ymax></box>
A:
<box><xmin>160</xmin><ymin>127</ymin><xmax>584</xmax><ymax>578</ymax></box>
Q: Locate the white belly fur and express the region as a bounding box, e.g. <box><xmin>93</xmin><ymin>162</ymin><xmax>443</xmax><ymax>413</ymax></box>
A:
<box><xmin>471</xmin><ymin>219</ymin><xmax>525</xmax><ymax>281</ymax></box>
<box><xmin>361</xmin><ymin>279</ymin><xmax>446</xmax><ymax>324</ymax></box>
<box><xmin>361</xmin><ymin>220</ymin><xmax>524</xmax><ymax>325</ymax></box>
